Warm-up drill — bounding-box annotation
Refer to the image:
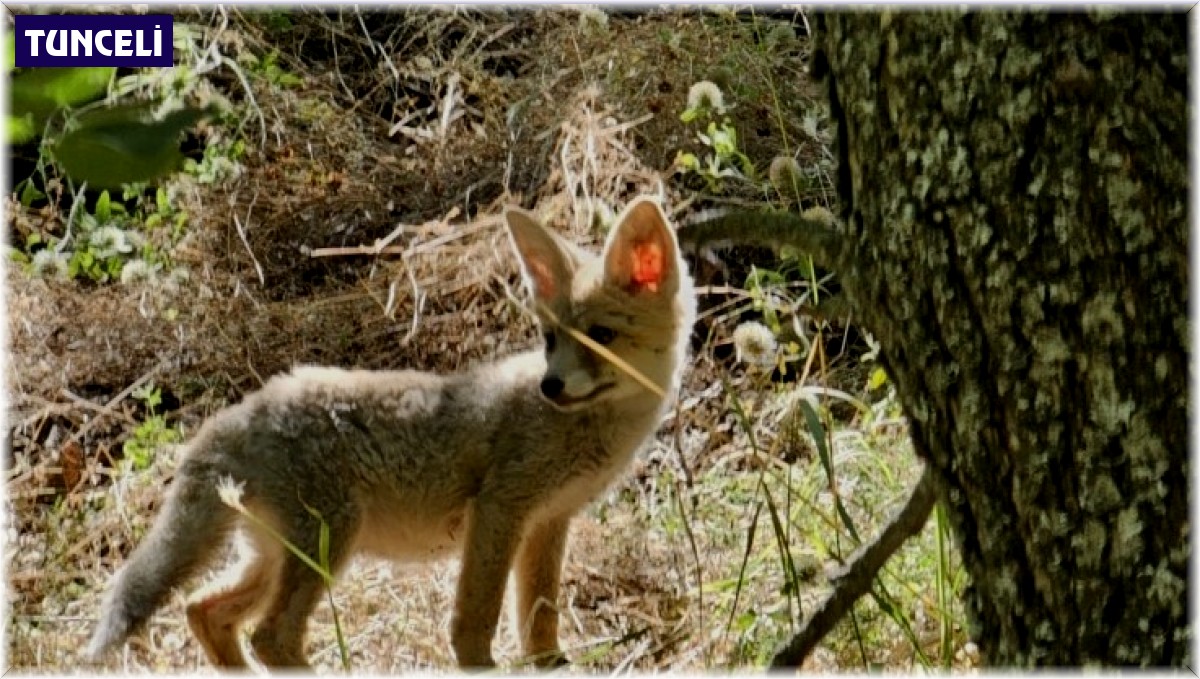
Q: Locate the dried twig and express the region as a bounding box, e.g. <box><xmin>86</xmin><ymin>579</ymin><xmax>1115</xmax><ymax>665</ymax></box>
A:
<box><xmin>307</xmin><ymin>209</ymin><xmax>497</xmax><ymax>260</ymax></box>
<box><xmin>233</xmin><ymin>192</ymin><xmax>264</xmax><ymax>285</ymax></box>
<box><xmin>399</xmin><ymin>262</ymin><xmax>426</xmax><ymax>345</ymax></box>
<box><xmin>55</xmin><ymin>181</ymin><xmax>87</xmax><ymax>254</ymax></box>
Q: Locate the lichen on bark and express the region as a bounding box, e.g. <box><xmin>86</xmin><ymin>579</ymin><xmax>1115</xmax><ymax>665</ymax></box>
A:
<box><xmin>814</xmin><ymin>10</ymin><xmax>1189</xmax><ymax>666</ymax></box>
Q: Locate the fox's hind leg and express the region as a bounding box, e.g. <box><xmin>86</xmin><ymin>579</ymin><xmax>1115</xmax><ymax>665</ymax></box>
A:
<box><xmin>185</xmin><ymin>532</ymin><xmax>281</xmax><ymax>668</ymax></box>
<box><xmin>247</xmin><ymin>506</ymin><xmax>358</xmax><ymax>669</ymax></box>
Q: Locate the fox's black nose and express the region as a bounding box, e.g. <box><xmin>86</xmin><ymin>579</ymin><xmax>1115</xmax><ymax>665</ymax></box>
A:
<box><xmin>540</xmin><ymin>376</ymin><xmax>564</xmax><ymax>400</ymax></box>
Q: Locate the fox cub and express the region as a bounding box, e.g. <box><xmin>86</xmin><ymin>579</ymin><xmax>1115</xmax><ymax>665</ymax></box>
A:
<box><xmin>87</xmin><ymin>197</ymin><xmax>696</xmax><ymax>670</ymax></box>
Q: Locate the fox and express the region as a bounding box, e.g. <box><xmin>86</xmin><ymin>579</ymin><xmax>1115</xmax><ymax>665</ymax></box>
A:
<box><xmin>85</xmin><ymin>196</ymin><xmax>697</xmax><ymax>670</ymax></box>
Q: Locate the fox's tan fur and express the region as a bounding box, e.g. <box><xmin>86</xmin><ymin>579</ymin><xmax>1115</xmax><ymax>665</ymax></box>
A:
<box><xmin>86</xmin><ymin>197</ymin><xmax>696</xmax><ymax>670</ymax></box>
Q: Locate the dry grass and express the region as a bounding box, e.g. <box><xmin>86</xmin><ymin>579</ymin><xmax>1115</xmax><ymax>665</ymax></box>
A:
<box><xmin>6</xmin><ymin>7</ymin><xmax>975</xmax><ymax>673</ymax></box>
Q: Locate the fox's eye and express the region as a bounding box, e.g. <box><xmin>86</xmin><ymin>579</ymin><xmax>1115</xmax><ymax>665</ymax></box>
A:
<box><xmin>586</xmin><ymin>325</ymin><xmax>616</xmax><ymax>345</ymax></box>
<box><xmin>543</xmin><ymin>331</ymin><xmax>556</xmax><ymax>352</ymax></box>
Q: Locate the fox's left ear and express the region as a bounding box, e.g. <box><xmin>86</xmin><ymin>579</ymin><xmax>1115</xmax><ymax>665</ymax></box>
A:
<box><xmin>602</xmin><ymin>197</ymin><xmax>680</xmax><ymax>296</ymax></box>
<box><xmin>505</xmin><ymin>206</ymin><xmax>576</xmax><ymax>304</ymax></box>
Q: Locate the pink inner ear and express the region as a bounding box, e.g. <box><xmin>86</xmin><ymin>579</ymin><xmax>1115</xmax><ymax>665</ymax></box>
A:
<box><xmin>630</xmin><ymin>240</ymin><xmax>665</xmax><ymax>293</ymax></box>
<box><xmin>529</xmin><ymin>260</ymin><xmax>557</xmax><ymax>299</ymax></box>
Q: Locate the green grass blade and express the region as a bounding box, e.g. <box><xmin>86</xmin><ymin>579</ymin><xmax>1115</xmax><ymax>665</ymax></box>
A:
<box><xmin>796</xmin><ymin>398</ymin><xmax>861</xmax><ymax>544</ymax></box>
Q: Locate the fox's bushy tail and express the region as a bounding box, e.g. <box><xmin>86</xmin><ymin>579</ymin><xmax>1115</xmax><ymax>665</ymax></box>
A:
<box><xmin>86</xmin><ymin>456</ymin><xmax>237</xmax><ymax>660</ymax></box>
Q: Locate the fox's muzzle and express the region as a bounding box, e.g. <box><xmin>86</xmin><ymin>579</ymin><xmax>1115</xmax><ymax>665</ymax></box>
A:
<box><xmin>538</xmin><ymin>376</ymin><xmax>614</xmax><ymax>409</ymax></box>
<box><xmin>540</xmin><ymin>376</ymin><xmax>564</xmax><ymax>400</ymax></box>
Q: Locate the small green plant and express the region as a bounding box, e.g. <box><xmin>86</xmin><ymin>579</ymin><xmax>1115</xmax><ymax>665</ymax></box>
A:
<box><xmin>675</xmin><ymin>80</ymin><xmax>756</xmax><ymax>194</ymax></box>
<box><xmin>184</xmin><ymin>138</ymin><xmax>246</xmax><ymax>184</ymax></box>
<box><xmin>13</xmin><ymin>184</ymin><xmax>190</xmax><ymax>285</ymax></box>
<box><xmin>136</xmin><ymin>185</ymin><xmax>190</xmax><ymax>237</ymax></box>
<box><xmin>258</xmin><ymin>11</ymin><xmax>296</xmax><ymax>35</ymax></box>
<box><xmin>240</xmin><ymin>49</ymin><xmax>303</xmax><ymax>88</ymax></box>
<box><xmin>676</xmin><ymin>121</ymin><xmax>756</xmax><ymax>192</ymax></box>
<box><xmin>303</xmin><ymin>502</ymin><xmax>352</xmax><ymax>671</ymax></box>
<box><xmin>122</xmin><ymin>383</ymin><xmax>183</xmax><ymax>471</ymax></box>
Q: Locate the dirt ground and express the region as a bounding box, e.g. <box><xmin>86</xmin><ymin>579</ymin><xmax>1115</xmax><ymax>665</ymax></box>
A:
<box><xmin>6</xmin><ymin>7</ymin><xmax>972</xmax><ymax>673</ymax></box>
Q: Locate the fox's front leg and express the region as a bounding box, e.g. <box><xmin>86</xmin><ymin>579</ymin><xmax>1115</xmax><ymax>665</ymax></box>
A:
<box><xmin>451</xmin><ymin>499</ymin><xmax>526</xmax><ymax>668</ymax></box>
<box><xmin>515</xmin><ymin>515</ymin><xmax>570</xmax><ymax>666</ymax></box>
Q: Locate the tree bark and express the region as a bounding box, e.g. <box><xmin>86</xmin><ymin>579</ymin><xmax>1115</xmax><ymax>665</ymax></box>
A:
<box><xmin>810</xmin><ymin>11</ymin><xmax>1189</xmax><ymax>666</ymax></box>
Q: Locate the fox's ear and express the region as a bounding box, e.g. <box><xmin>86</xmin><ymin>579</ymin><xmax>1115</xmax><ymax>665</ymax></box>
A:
<box><xmin>602</xmin><ymin>197</ymin><xmax>679</xmax><ymax>296</ymax></box>
<box><xmin>505</xmin><ymin>207</ymin><xmax>574</xmax><ymax>303</ymax></box>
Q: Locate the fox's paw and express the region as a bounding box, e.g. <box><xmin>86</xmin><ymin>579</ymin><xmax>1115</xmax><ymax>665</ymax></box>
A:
<box><xmin>529</xmin><ymin>649</ymin><xmax>570</xmax><ymax>670</ymax></box>
<box><xmin>457</xmin><ymin>659</ymin><xmax>497</xmax><ymax>673</ymax></box>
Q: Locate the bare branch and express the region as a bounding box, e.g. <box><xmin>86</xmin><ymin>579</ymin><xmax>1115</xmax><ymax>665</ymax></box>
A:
<box><xmin>677</xmin><ymin>206</ymin><xmax>847</xmax><ymax>272</ymax></box>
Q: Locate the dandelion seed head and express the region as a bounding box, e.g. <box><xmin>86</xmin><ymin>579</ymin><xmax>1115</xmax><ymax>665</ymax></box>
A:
<box><xmin>216</xmin><ymin>476</ymin><xmax>246</xmax><ymax>511</ymax></box>
<box><xmin>733</xmin><ymin>321</ymin><xmax>778</xmax><ymax>367</ymax></box>
<box><xmin>801</xmin><ymin>205</ymin><xmax>836</xmax><ymax>227</ymax></box>
<box><xmin>764</xmin><ymin>24</ymin><xmax>796</xmax><ymax>51</ymax></box>
<box><xmin>162</xmin><ymin>265</ymin><xmax>191</xmax><ymax>293</ymax></box>
<box><xmin>120</xmin><ymin>259</ymin><xmax>160</xmax><ymax>285</ymax></box>
<box><xmin>768</xmin><ymin>155</ymin><xmax>804</xmax><ymax>192</ymax></box>
<box><xmin>89</xmin><ymin>225</ymin><xmax>133</xmax><ymax>259</ymax></box>
<box><xmin>578</xmin><ymin>7</ymin><xmax>609</xmax><ymax>34</ymax></box>
<box><xmin>687</xmin><ymin>80</ymin><xmax>725</xmax><ymax>114</ymax></box>
<box><xmin>31</xmin><ymin>249</ymin><xmax>70</xmax><ymax>280</ymax></box>
<box><xmin>124</xmin><ymin>229</ymin><xmax>148</xmax><ymax>250</ymax></box>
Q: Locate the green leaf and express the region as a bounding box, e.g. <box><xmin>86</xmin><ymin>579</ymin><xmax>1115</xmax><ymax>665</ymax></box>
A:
<box><xmin>797</xmin><ymin>399</ymin><xmax>861</xmax><ymax>543</ymax></box>
<box><xmin>263</xmin><ymin>11</ymin><xmax>294</xmax><ymax>33</ymax></box>
<box><xmin>19</xmin><ymin>180</ymin><xmax>45</xmax><ymax>207</ymax></box>
<box><xmin>52</xmin><ymin>104</ymin><xmax>212</xmax><ymax>188</ymax></box>
<box><xmin>10</xmin><ymin>67</ymin><xmax>114</xmax><ymax>123</ymax></box>
<box><xmin>867</xmin><ymin>366</ymin><xmax>889</xmax><ymax>391</ymax></box>
<box><xmin>7</xmin><ymin>113</ymin><xmax>37</xmax><ymax>144</ymax></box>
<box><xmin>734</xmin><ymin>610</ymin><xmax>756</xmax><ymax>634</ymax></box>
<box><xmin>736</xmin><ymin>151</ymin><xmax>756</xmax><ymax>179</ymax></box>
<box><xmin>132</xmin><ymin>383</ymin><xmax>162</xmax><ymax>410</ymax></box>
<box><xmin>675</xmin><ymin>151</ymin><xmax>698</xmax><ymax>171</ymax></box>
<box><xmin>276</xmin><ymin>72</ymin><xmax>303</xmax><ymax>88</ymax></box>
<box><xmin>794</xmin><ymin>253</ymin><xmax>816</xmax><ymax>279</ymax></box>
<box><xmin>318</xmin><ymin>520</ymin><xmax>331</xmax><ymax>571</ymax></box>
<box><xmin>95</xmin><ymin>190</ymin><xmax>112</xmax><ymax>222</ymax></box>
<box><xmin>4</xmin><ymin>39</ymin><xmax>15</xmax><ymax>71</ymax></box>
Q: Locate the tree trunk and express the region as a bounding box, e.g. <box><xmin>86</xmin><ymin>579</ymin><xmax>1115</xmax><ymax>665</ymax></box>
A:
<box><xmin>813</xmin><ymin>11</ymin><xmax>1189</xmax><ymax>665</ymax></box>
